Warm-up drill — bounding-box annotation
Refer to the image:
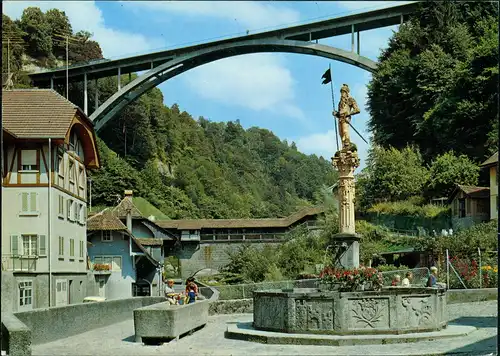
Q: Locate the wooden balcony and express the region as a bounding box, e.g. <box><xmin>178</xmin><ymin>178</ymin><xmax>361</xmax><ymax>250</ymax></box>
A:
<box><xmin>1</xmin><ymin>254</ymin><xmax>38</xmax><ymax>272</ymax></box>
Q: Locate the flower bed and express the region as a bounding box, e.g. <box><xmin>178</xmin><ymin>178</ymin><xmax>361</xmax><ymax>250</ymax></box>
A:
<box><xmin>446</xmin><ymin>256</ymin><xmax>498</xmax><ymax>289</ymax></box>
<box><xmin>319</xmin><ymin>267</ymin><xmax>383</xmax><ymax>292</ymax></box>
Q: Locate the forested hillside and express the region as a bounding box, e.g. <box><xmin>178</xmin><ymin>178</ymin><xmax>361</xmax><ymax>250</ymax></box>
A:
<box><xmin>2</xmin><ymin>9</ymin><xmax>337</xmax><ymax>219</ymax></box>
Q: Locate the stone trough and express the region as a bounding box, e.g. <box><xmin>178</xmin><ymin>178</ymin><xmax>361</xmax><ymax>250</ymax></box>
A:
<box><xmin>134</xmin><ymin>299</ymin><xmax>209</xmax><ymax>344</ymax></box>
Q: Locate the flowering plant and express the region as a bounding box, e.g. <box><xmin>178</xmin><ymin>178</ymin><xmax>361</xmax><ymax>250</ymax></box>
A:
<box><xmin>481</xmin><ymin>265</ymin><xmax>498</xmax><ymax>288</ymax></box>
<box><xmin>319</xmin><ymin>266</ymin><xmax>383</xmax><ymax>292</ymax></box>
<box><xmin>93</xmin><ymin>263</ymin><xmax>110</xmax><ymax>271</ymax></box>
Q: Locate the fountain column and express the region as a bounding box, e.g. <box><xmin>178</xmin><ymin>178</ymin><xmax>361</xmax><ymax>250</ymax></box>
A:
<box><xmin>331</xmin><ymin>148</ymin><xmax>360</xmax><ymax>268</ymax></box>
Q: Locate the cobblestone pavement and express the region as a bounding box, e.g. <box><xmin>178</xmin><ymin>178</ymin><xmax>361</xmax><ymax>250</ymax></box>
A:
<box><xmin>32</xmin><ymin>301</ymin><xmax>497</xmax><ymax>356</ymax></box>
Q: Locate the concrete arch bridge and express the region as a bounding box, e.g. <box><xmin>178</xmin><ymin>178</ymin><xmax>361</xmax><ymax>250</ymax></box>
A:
<box><xmin>28</xmin><ymin>2</ymin><xmax>419</xmax><ymax>132</ymax></box>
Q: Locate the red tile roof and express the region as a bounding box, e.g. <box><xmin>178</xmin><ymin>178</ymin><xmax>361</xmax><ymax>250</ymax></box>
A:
<box><xmin>156</xmin><ymin>206</ymin><xmax>324</xmax><ymax>230</ymax></box>
<box><xmin>2</xmin><ymin>89</ymin><xmax>92</xmax><ymax>139</ymax></box>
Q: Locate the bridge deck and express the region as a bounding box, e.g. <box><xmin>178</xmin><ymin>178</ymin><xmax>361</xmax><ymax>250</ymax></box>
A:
<box><xmin>30</xmin><ymin>2</ymin><xmax>419</xmax><ymax>83</ymax></box>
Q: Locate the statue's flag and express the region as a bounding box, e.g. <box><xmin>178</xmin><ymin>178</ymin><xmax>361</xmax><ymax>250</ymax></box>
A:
<box><xmin>321</xmin><ymin>68</ymin><xmax>331</xmax><ymax>84</ymax></box>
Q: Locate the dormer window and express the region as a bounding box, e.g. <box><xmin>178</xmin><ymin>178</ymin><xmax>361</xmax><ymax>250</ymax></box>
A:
<box><xmin>21</xmin><ymin>150</ymin><xmax>38</xmax><ymax>171</ymax></box>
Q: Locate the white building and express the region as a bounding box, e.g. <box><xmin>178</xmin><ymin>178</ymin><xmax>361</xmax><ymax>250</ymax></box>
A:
<box><xmin>1</xmin><ymin>89</ymin><xmax>100</xmax><ymax>311</ymax></box>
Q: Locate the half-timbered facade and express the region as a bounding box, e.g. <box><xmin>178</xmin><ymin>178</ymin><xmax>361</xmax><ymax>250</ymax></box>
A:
<box><xmin>1</xmin><ymin>89</ymin><xmax>99</xmax><ymax>311</ymax></box>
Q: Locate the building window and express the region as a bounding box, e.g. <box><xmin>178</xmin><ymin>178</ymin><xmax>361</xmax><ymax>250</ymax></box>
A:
<box><xmin>69</xmin><ymin>160</ymin><xmax>75</xmax><ymax>182</ymax></box>
<box><xmin>69</xmin><ymin>239</ymin><xmax>75</xmax><ymax>259</ymax></box>
<box><xmin>20</xmin><ymin>192</ymin><xmax>38</xmax><ymax>215</ymax></box>
<box><xmin>18</xmin><ymin>281</ymin><xmax>33</xmax><ymax>308</ymax></box>
<box><xmin>67</xmin><ymin>199</ymin><xmax>73</xmax><ymax>221</ymax></box>
<box><xmin>79</xmin><ymin>241</ymin><xmax>84</xmax><ymax>259</ymax></box>
<box><xmin>58</xmin><ymin>195</ymin><xmax>64</xmax><ymax>218</ymax></box>
<box><xmin>70</xmin><ymin>131</ymin><xmax>84</xmax><ymax>161</ymax></box>
<box><xmin>22</xmin><ymin>235</ymin><xmax>37</xmax><ymax>256</ymax></box>
<box><xmin>58</xmin><ymin>154</ymin><xmax>64</xmax><ymax>177</ymax></box>
<box><xmin>458</xmin><ymin>198</ymin><xmax>466</xmax><ymax>218</ymax></box>
<box><xmin>94</xmin><ymin>256</ymin><xmax>121</xmax><ymax>271</ymax></box>
<box><xmin>78</xmin><ymin>167</ymin><xmax>85</xmax><ymax>188</ymax></box>
<box><xmin>80</xmin><ymin>205</ymin><xmax>85</xmax><ymax>224</ymax></box>
<box><xmin>75</xmin><ymin>203</ymin><xmax>80</xmax><ymax>223</ymax></box>
<box><xmin>21</xmin><ymin>150</ymin><xmax>37</xmax><ymax>171</ymax></box>
<box><xmin>101</xmin><ymin>231</ymin><xmax>112</xmax><ymax>242</ymax></box>
<box><xmin>58</xmin><ymin>236</ymin><xmax>64</xmax><ymax>258</ymax></box>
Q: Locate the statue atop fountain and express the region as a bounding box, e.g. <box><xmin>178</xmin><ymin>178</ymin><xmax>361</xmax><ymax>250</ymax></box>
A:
<box><xmin>331</xmin><ymin>83</ymin><xmax>360</xmax><ymax>268</ymax></box>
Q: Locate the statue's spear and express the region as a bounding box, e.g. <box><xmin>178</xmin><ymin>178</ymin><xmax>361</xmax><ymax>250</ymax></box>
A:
<box><xmin>322</xmin><ymin>64</ymin><xmax>339</xmax><ymax>152</ymax></box>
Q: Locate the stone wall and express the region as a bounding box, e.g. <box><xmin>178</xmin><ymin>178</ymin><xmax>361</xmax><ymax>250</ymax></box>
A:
<box><xmin>13</xmin><ymin>296</ymin><xmax>165</xmax><ymax>345</ymax></box>
<box><xmin>175</xmin><ymin>241</ymin><xmax>282</xmax><ymax>278</ymax></box>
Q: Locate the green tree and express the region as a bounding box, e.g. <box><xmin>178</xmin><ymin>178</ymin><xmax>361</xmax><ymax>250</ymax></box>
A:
<box><xmin>69</xmin><ymin>31</ymin><xmax>103</xmax><ymax>63</ymax></box>
<box><xmin>367</xmin><ymin>1</ymin><xmax>498</xmax><ymax>162</ymax></box>
<box><xmin>356</xmin><ymin>146</ymin><xmax>429</xmax><ymax>209</ymax></box>
<box><xmin>19</xmin><ymin>7</ymin><xmax>53</xmax><ymax>59</ymax></box>
<box><xmin>426</xmin><ymin>151</ymin><xmax>480</xmax><ymax>198</ymax></box>
<box><xmin>45</xmin><ymin>9</ymin><xmax>72</xmax><ymax>59</ymax></box>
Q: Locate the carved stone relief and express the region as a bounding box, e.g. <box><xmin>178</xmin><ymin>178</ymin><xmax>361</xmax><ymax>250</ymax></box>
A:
<box><xmin>294</xmin><ymin>299</ymin><xmax>334</xmax><ymax>331</ymax></box>
<box><xmin>401</xmin><ymin>297</ymin><xmax>434</xmax><ymax>328</ymax></box>
<box><xmin>255</xmin><ymin>296</ymin><xmax>286</xmax><ymax>329</ymax></box>
<box><xmin>348</xmin><ymin>298</ymin><xmax>389</xmax><ymax>329</ymax></box>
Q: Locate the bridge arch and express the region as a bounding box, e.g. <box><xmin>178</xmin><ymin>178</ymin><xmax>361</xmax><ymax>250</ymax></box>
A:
<box><xmin>91</xmin><ymin>39</ymin><xmax>377</xmax><ymax>132</ymax></box>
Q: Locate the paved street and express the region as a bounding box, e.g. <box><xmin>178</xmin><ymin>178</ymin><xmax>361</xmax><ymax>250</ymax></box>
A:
<box><xmin>33</xmin><ymin>301</ymin><xmax>497</xmax><ymax>356</ymax></box>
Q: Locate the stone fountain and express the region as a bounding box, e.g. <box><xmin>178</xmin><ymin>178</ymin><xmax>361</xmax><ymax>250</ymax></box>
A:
<box><xmin>225</xmin><ymin>84</ymin><xmax>474</xmax><ymax>346</ymax></box>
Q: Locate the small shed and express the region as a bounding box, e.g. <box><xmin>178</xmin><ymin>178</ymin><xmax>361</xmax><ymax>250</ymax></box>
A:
<box><xmin>448</xmin><ymin>184</ymin><xmax>490</xmax><ymax>230</ymax></box>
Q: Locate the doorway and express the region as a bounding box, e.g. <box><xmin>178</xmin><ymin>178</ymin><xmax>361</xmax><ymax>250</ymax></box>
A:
<box><xmin>55</xmin><ymin>279</ymin><xmax>68</xmax><ymax>306</ymax></box>
<box><xmin>96</xmin><ymin>276</ymin><xmax>106</xmax><ymax>298</ymax></box>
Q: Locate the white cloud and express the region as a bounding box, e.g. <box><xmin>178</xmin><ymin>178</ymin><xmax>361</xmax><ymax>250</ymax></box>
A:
<box><xmin>2</xmin><ymin>1</ymin><xmax>165</xmax><ymax>59</ymax></box>
<box><xmin>121</xmin><ymin>1</ymin><xmax>300</xmax><ymax>31</ymax></box>
<box><xmin>184</xmin><ymin>53</ymin><xmax>303</xmax><ymax>119</ymax></box>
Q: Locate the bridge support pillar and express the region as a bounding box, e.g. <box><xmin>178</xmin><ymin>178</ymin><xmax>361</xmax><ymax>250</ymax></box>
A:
<box><xmin>118</xmin><ymin>67</ymin><xmax>121</xmax><ymax>90</ymax></box>
<box><xmin>129</xmin><ymin>72</ymin><xmax>132</xmax><ymax>84</ymax></box>
<box><xmin>94</xmin><ymin>79</ymin><xmax>99</xmax><ymax>111</ymax></box>
<box><xmin>84</xmin><ymin>73</ymin><xmax>88</xmax><ymax>115</ymax></box>
<box><xmin>401</xmin><ymin>14</ymin><xmax>404</xmax><ymax>25</ymax></box>
<box><xmin>351</xmin><ymin>24</ymin><xmax>355</xmax><ymax>52</ymax></box>
<box><xmin>50</xmin><ymin>77</ymin><xmax>54</xmax><ymax>90</ymax></box>
<box><xmin>357</xmin><ymin>31</ymin><xmax>360</xmax><ymax>55</ymax></box>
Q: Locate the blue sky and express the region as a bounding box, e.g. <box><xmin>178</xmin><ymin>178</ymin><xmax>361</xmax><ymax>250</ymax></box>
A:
<box><xmin>3</xmin><ymin>1</ymin><xmax>412</xmax><ymax>171</ymax></box>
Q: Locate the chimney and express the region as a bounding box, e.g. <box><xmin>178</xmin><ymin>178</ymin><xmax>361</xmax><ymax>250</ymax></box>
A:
<box><xmin>124</xmin><ymin>190</ymin><xmax>133</xmax><ymax>231</ymax></box>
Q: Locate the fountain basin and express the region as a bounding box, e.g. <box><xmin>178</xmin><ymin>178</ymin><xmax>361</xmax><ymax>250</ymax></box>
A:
<box><xmin>253</xmin><ymin>287</ymin><xmax>447</xmax><ymax>335</ymax></box>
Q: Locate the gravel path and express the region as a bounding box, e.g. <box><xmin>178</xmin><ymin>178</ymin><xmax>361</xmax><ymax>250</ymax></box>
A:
<box><xmin>32</xmin><ymin>301</ymin><xmax>498</xmax><ymax>356</ymax></box>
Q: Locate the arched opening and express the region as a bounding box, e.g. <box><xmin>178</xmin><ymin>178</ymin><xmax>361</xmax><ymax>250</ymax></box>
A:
<box><xmin>91</xmin><ymin>40</ymin><xmax>377</xmax><ymax>132</ymax></box>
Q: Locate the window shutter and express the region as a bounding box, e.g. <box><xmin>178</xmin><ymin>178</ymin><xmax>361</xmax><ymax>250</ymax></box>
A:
<box><xmin>22</xmin><ymin>150</ymin><xmax>37</xmax><ymax>165</ymax></box>
<box><xmin>38</xmin><ymin>235</ymin><xmax>47</xmax><ymax>256</ymax></box>
<box><xmin>67</xmin><ymin>200</ymin><xmax>72</xmax><ymax>220</ymax></box>
<box><xmin>30</xmin><ymin>192</ymin><xmax>37</xmax><ymax>212</ymax></box>
<box><xmin>11</xmin><ymin>235</ymin><xmax>19</xmax><ymax>255</ymax></box>
<box><xmin>21</xmin><ymin>193</ymin><xmax>29</xmax><ymax>212</ymax></box>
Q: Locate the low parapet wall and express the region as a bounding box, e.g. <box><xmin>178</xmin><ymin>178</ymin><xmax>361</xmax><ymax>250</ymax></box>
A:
<box><xmin>446</xmin><ymin>288</ymin><xmax>497</xmax><ymax>304</ymax></box>
<box><xmin>1</xmin><ymin>313</ymin><xmax>31</xmax><ymax>356</ymax></box>
<box><xmin>14</xmin><ymin>296</ymin><xmax>165</xmax><ymax>345</ymax></box>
